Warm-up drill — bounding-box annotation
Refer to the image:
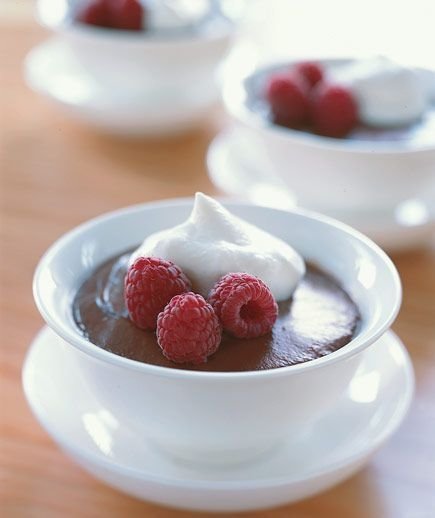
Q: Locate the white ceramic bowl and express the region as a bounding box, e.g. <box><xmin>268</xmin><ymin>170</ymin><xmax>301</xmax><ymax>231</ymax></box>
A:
<box><xmin>36</xmin><ymin>0</ymin><xmax>234</xmax><ymax>93</ymax></box>
<box><xmin>24</xmin><ymin>38</ymin><xmax>219</xmax><ymax>137</ymax></box>
<box><xmin>33</xmin><ymin>198</ymin><xmax>401</xmax><ymax>465</ymax></box>
<box><xmin>223</xmin><ymin>59</ymin><xmax>435</xmax><ymax>212</ymax></box>
<box><xmin>33</xmin><ymin>0</ymin><xmax>234</xmax><ymax>135</ymax></box>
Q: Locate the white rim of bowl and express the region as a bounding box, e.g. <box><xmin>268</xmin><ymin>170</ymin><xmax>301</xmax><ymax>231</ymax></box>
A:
<box><xmin>222</xmin><ymin>57</ymin><xmax>435</xmax><ymax>154</ymax></box>
<box><xmin>36</xmin><ymin>0</ymin><xmax>234</xmax><ymax>46</ymax></box>
<box><xmin>33</xmin><ymin>197</ymin><xmax>402</xmax><ymax>381</ymax></box>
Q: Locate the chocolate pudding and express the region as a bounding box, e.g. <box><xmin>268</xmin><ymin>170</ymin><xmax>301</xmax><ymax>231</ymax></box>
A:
<box><xmin>72</xmin><ymin>250</ymin><xmax>360</xmax><ymax>372</ymax></box>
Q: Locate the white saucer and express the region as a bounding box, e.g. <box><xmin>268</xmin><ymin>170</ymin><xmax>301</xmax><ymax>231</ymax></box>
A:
<box><xmin>23</xmin><ymin>327</ymin><xmax>413</xmax><ymax>512</ymax></box>
<box><xmin>24</xmin><ymin>38</ymin><xmax>219</xmax><ymax>136</ymax></box>
<box><xmin>207</xmin><ymin>128</ymin><xmax>435</xmax><ymax>251</ymax></box>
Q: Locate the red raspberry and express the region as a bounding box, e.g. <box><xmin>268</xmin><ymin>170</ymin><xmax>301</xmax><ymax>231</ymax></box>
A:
<box><xmin>294</xmin><ymin>61</ymin><xmax>324</xmax><ymax>89</ymax></box>
<box><xmin>124</xmin><ymin>257</ymin><xmax>191</xmax><ymax>331</ymax></box>
<box><xmin>310</xmin><ymin>83</ymin><xmax>359</xmax><ymax>137</ymax></box>
<box><xmin>108</xmin><ymin>0</ymin><xmax>144</xmax><ymax>30</ymax></box>
<box><xmin>208</xmin><ymin>273</ymin><xmax>278</xmax><ymax>339</ymax></box>
<box><xmin>77</xmin><ymin>0</ymin><xmax>111</xmax><ymax>28</ymax></box>
<box><xmin>265</xmin><ymin>73</ymin><xmax>310</xmax><ymax>128</ymax></box>
<box><xmin>157</xmin><ymin>293</ymin><xmax>222</xmax><ymax>364</ymax></box>
<box><xmin>77</xmin><ymin>0</ymin><xmax>144</xmax><ymax>30</ymax></box>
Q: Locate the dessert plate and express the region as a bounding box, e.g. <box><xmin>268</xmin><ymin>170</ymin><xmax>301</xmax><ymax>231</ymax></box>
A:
<box><xmin>23</xmin><ymin>327</ymin><xmax>413</xmax><ymax>512</ymax></box>
<box><xmin>207</xmin><ymin>128</ymin><xmax>435</xmax><ymax>251</ymax></box>
<box><xmin>24</xmin><ymin>38</ymin><xmax>219</xmax><ymax>136</ymax></box>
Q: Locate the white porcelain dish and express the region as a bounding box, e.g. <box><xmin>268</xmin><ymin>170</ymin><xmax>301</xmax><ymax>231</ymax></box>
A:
<box><xmin>36</xmin><ymin>0</ymin><xmax>234</xmax><ymax>92</ymax></box>
<box><xmin>29</xmin><ymin>0</ymin><xmax>234</xmax><ymax>135</ymax></box>
<box><xmin>222</xmin><ymin>58</ymin><xmax>435</xmax><ymax>212</ymax></box>
<box><xmin>24</xmin><ymin>38</ymin><xmax>219</xmax><ymax>136</ymax></box>
<box><xmin>207</xmin><ymin>128</ymin><xmax>435</xmax><ymax>251</ymax></box>
<box><xmin>23</xmin><ymin>327</ymin><xmax>414</xmax><ymax>512</ymax></box>
<box><xmin>32</xmin><ymin>197</ymin><xmax>401</xmax><ymax>465</ymax></box>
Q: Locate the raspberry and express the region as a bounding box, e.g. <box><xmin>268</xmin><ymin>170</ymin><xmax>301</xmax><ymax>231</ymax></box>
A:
<box><xmin>77</xmin><ymin>0</ymin><xmax>144</xmax><ymax>30</ymax></box>
<box><xmin>124</xmin><ymin>257</ymin><xmax>191</xmax><ymax>331</ymax></box>
<box><xmin>310</xmin><ymin>83</ymin><xmax>359</xmax><ymax>137</ymax></box>
<box><xmin>77</xmin><ymin>0</ymin><xmax>111</xmax><ymax>27</ymax></box>
<box><xmin>265</xmin><ymin>73</ymin><xmax>310</xmax><ymax>128</ymax></box>
<box><xmin>157</xmin><ymin>293</ymin><xmax>222</xmax><ymax>364</ymax></box>
<box><xmin>294</xmin><ymin>61</ymin><xmax>324</xmax><ymax>89</ymax></box>
<box><xmin>208</xmin><ymin>273</ymin><xmax>278</xmax><ymax>339</ymax></box>
<box><xmin>108</xmin><ymin>0</ymin><xmax>144</xmax><ymax>30</ymax></box>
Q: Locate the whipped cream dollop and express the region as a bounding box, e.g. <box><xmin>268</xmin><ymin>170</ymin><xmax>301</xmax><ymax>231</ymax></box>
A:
<box><xmin>146</xmin><ymin>0</ymin><xmax>208</xmax><ymax>31</ymax></box>
<box><xmin>329</xmin><ymin>57</ymin><xmax>428</xmax><ymax>127</ymax></box>
<box><xmin>130</xmin><ymin>193</ymin><xmax>305</xmax><ymax>301</ymax></box>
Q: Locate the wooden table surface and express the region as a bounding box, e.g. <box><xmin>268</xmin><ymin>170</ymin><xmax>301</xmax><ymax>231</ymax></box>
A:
<box><xmin>1</xmin><ymin>22</ymin><xmax>435</xmax><ymax>518</ymax></box>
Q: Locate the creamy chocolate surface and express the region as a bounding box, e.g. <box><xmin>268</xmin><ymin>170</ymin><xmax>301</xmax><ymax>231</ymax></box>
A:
<box><xmin>72</xmin><ymin>251</ymin><xmax>360</xmax><ymax>372</ymax></box>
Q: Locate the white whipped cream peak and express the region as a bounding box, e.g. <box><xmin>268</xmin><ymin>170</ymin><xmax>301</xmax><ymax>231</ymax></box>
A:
<box><xmin>130</xmin><ymin>193</ymin><xmax>305</xmax><ymax>301</ymax></box>
<box><xmin>328</xmin><ymin>57</ymin><xmax>427</xmax><ymax>127</ymax></box>
<box><xmin>146</xmin><ymin>0</ymin><xmax>208</xmax><ymax>31</ymax></box>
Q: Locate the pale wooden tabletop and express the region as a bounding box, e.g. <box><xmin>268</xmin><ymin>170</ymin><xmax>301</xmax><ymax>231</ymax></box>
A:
<box><xmin>1</xmin><ymin>22</ymin><xmax>435</xmax><ymax>518</ymax></box>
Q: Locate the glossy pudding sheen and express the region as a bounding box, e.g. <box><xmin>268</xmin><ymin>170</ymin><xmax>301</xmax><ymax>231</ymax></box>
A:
<box><xmin>72</xmin><ymin>250</ymin><xmax>361</xmax><ymax>372</ymax></box>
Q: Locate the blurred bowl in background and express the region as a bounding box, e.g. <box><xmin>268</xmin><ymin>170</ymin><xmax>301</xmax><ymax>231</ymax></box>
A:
<box><xmin>207</xmin><ymin>127</ymin><xmax>435</xmax><ymax>252</ymax></box>
<box><xmin>223</xmin><ymin>58</ymin><xmax>435</xmax><ymax>213</ymax></box>
<box><xmin>36</xmin><ymin>0</ymin><xmax>234</xmax><ymax>91</ymax></box>
<box><xmin>29</xmin><ymin>0</ymin><xmax>236</xmax><ymax>135</ymax></box>
<box><xmin>25</xmin><ymin>38</ymin><xmax>220</xmax><ymax>136</ymax></box>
